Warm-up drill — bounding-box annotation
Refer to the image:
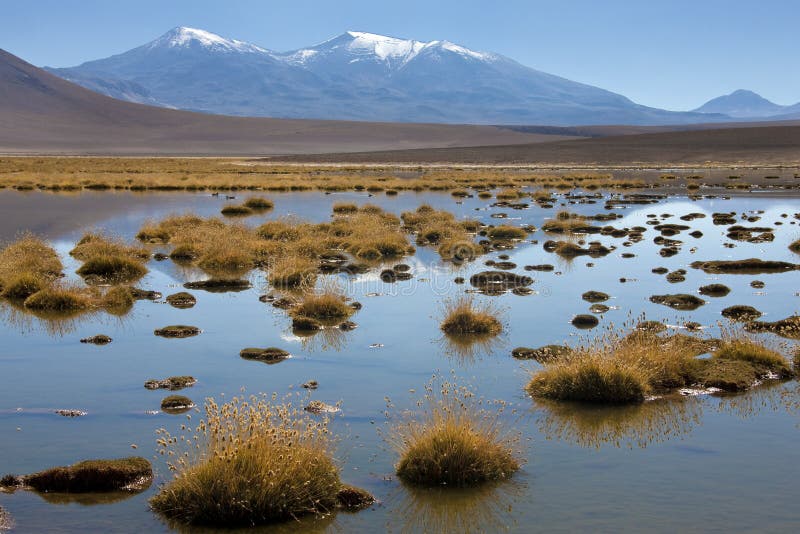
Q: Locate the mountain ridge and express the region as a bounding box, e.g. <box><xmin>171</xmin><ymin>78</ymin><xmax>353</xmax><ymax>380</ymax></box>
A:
<box><xmin>693</xmin><ymin>89</ymin><xmax>800</xmax><ymax>118</ymax></box>
<box><xmin>47</xmin><ymin>26</ymin><xmax>725</xmax><ymax>125</ymax></box>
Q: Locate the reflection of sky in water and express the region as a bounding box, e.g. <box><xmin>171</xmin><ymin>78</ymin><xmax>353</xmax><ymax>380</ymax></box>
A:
<box><xmin>0</xmin><ymin>190</ymin><xmax>798</xmax><ymax>532</ymax></box>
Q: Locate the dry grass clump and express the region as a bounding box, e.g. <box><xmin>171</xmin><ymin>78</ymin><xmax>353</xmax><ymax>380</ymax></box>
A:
<box><xmin>440</xmin><ymin>297</ymin><xmax>502</xmax><ymax>336</ymax></box>
<box><xmin>541</xmin><ymin>211</ymin><xmax>597</xmax><ymax>233</ymax></box>
<box><xmin>69</xmin><ymin>232</ymin><xmax>149</xmax><ymax>261</ymax></box>
<box><xmin>243</xmin><ymin>196</ymin><xmax>274</xmax><ymax>210</ymax></box>
<box><xmin>25</xmin><ymin>457</ymin><xmax>152</xmax><ymax>493</ymax></box>
<box><xmin>386</xmin><ymin>376</ymin><xmax>521</xmax><ymax>486</ymax></box>
<box><xmin>486</xmin><ymin>225</ymin><xmax>527</xmax><ymax>240</ymax></box>
<box><xmin>0</xmin><ymin>235</ymin><xmax>63</xmax><ymax>297</ymax></box>
<box><xmin>332</xmin><ymin>202</ymin><xmax>358</xmax><ymax>214</ymax></box>
<box><xmin>23</xmin><ymin>285</ymin><xmax>93</xmax><ymax>311</ymax></box>
<box><xmin>527</xmin><ymin>354</ymin><xmax>649</xmax><ymax>404</ymax></box>
<box><xmin>714</xmin><ymin>337</ymin><xmax>793</xmax><ymax>377</ymax></box>
<box><xmin>76</xmin><ymin>256</ymin><xmax>148</xmax><ymax>283</ymax></box>
<box><xmin>268</xmin><ymin>256</ymin><xmax>317</xmax><ymax>289</ymax></box>
<box><xmin>290</xmin><ymin>289</ymin><xmax>354</xmax><ymax>322</ymax></box>
<box><xmin>150</xmin><ymin>395</ymin><xmax>352</xmax><ymax>526</ymax></box>
<box><xmin>527</xmin><ymin>324</ymin><xmax>794</xmax><ymax>403</ymax></box>
<box><xmin>402</xmin><ymin>205</ymin><xmax>482</xmax><ymax>261</ymax></box>
<box><xmin>1</xmin><ymin>272</ymin><xmax>46</xmax><ymax>299</ymax></box>
<box><xmin>220</xmin><ymin>204</ymin><xmax>254</xmax><ymax>216</ymax></box>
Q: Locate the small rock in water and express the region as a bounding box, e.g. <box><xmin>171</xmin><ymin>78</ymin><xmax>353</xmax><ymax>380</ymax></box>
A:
<box><xmin>80</xmin><ymin>335</ymin><xmax>112</xmax><ymax>345</ymax></box>
<box><xmin>304</xmin><ymin>400</ymin><xmax>339</xmax><ymax>414</ymax></box>
<box><xmin>302</xmin><ymin>380</ymin><xmax>319</xmax><ymax>390</ymax></box>
<box><xmin>54</xmin><ymin>409</ymin><xmax>87</xmax><ymax>417</ymax></box>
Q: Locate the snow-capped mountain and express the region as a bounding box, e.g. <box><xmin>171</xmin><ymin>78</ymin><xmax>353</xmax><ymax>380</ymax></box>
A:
<box><xmin>693</xmin><ymin>89</ymin><xmax>800</xmax><ymax>119</ymax></box>
<box><xmin>48</xmin><ymin>26</ymin><xmax>723</xmax><ymax>125</ymax></box>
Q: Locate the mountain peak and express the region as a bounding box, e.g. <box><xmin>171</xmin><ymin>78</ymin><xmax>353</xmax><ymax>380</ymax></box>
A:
<box><xmin>289</xmin><ymin>30</ymin><xmax>497</xmax><ymax>66</ymax></box>
<box><xmin>151</xmin><ymin>26</ymin><xmax>267</xmax><ymax>54</ymax></box>
<box><xmin>694</xmin><ymin>89</ymin><xmax>785</xmax><ymax>118</ymax></box>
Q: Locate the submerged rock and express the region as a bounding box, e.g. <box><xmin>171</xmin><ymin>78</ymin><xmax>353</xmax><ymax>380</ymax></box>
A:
<box><xmin>469</xmin><ymin>271</ymin><xmax>533</xmax><ymax>293</ymax></box>
<box><xmin>512</xmin><ymin>345</ymin><xmax>572</xmax><ymax>362</ymax></box>
<box><xmin>721</xmin><ymin>305</ymin><xmax>762</xmax><ymax>321</ymax></box>
<box><xmin>571</xmin><ymin>314</ymin><xmax>599</xmax><ymax>329</ymax></box>
<box><xmin>745</xmin><ymin>316</ymin><xmax>800</xmax><ymax>339</ymax></box>
<box><xmin>304</xmin><ymin>401</ymin><xmax>339</xmax><ymax>414</ymax></box>
<box><xmin>582</xmin><ymin>290</ymin><xmax>609</xmax><ymax>303</ymax></box>
<box><xmin>80</xmin><ymin>335</ymin><xmax>112</xmax><ymax>345</ymax></box>
<box><xmin>165</xmin><ymin>292</ymin><xmax>196</xmax><ymax>309</ymax></box>
<box><xmin>239</xmin><ymin>347</ymin><xmax>290</xmax><ymax>364</ymax></box>
<box><xmin>637</xmin><ymin>320</ymin><xmax>667</xmax><ymax>333</ymax></box>
<box><xmin>336</xmin><ymin>485</ymin><xmax>375</xmax><ymax>511</ymax></box>
<box><xmin>160</xmin><ymin>395</ymin><xmax>194</xmax><ymax>413</ymax></box>
<box><xmin>131</xmin><ymin>288</ymin><xmax>161</xmax><ymax>300</ymax></box>
<box><xmin>649</xmin><ymin>294</ymin><xmax>705</xmax><ymax>311</ymax></box>
<box><xmin>154</xmin><ymin>325</ymin><xmax>200</xmax><ymax>338</ymax></box>
<box><xmin>690</xmin><ymin>258</ymin><xmax>799</xmax><ymax>274</ymax></box>
<box><xmin>144</xmin><ymin>376</ymin><xmax>196</xmax><ymax>391</ymax></box>
<box><xmin>183</xmin><ymin>279</ymin><xmax>251</xmax><ymax>292</ymax></box>
<box><xmin>698</xmin><ymin>284</ymin><xmax>731</xmax><ymax>297</ymax></box>
<box><xmin>54</xmin><ymin>409</ymin><xmax>87</xmax><ymax>417</ymax></box>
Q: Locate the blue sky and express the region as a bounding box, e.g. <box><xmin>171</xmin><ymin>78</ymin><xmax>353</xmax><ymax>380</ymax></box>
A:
<box><xmin>2</xmin><ymin>0</ymin><xmax>798</xmax><ymax>110</ymax></box>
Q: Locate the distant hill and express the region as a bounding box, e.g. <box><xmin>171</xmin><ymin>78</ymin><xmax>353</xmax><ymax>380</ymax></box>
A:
<box><xmin>0</xmin><ymin>48</ymin><xmax>572</xmax><ymax>155</ymax></box>
<box><xmin>694</xmin><ymin>89</ymin><xmax>800</xmax><ymax>118</ymax></box>
<box><xmin>48</xmin><ymin>26</ymin><xmax>725</xmax><ymax>126</ymax></box>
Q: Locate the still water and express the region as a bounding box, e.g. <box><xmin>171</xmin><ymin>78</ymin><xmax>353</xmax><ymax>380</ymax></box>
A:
<box><xmin>0</xmin><ymin>189</ymin><xmax>798</xmax><ymax>533</ymax></box>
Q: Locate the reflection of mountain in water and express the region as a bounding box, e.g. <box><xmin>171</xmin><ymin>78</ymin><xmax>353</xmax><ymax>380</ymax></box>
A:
<box><xmin>385</xmin><ymin>480</ymin><xmax>525</xmax><ymax>533</ymax></box>
<box><xmin>533</xmin><ymin>397</ymin><xmax>703</xmax><ymax>449</ymax></box>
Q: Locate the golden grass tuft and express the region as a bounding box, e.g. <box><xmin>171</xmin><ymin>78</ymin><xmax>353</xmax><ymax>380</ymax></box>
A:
<box><xmin>70</xmin><ymin>232</ymin><xmax>149</xmax><ymax>261</ymax></box>
<box><xmin>76</xmin><ymin>255</ymin><xmax>148</xmax><ymax>283</ymax></box>
<box><xmin>440</xmin><ymin>297</ymin><xmax>502</xmax><ymax>336</ymax></box>
<box><xmin>290</xmin><ymin>289</ymin><xmax>354</xmax><ymax>322</ymax></box>
<box><xmin>150</xmin><ymin>395</ymin><xmax>346</xmax><ymax>526</ymax></box>
<box><xmin>714</xmin><ymin>338</ymin><xmax>793</xmax><ymax>377</ymax></box>
<box><xmin>527</xmin><ymin>353</ymin><xmax>650</xmax><ymax>404</ymax></box>
<box><xmin>0</xmin><ymin>235</ymin><xmax>63</xmax><ymax>291</ymax></box>
<box><xmin>387</xmin><ymin>376</ymin><xmax>521</xmax><ymax>486</ymax></box>
<box><xmin>23</xmin><ymin>285</ymin><xmax>93</xmax><ymax>311</ymax></box>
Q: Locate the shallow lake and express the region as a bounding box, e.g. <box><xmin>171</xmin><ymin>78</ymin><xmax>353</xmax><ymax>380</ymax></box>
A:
<box><xmin>0</xmin><ymin>188</ymin><xmax>798</xmax><ymax>533</ymax></box>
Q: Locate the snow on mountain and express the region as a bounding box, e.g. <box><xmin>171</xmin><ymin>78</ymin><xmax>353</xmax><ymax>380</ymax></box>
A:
<box><xmin>47</xmin><ymin>27</ymin><xmax>727</xmax><ymax>125</ymax></box>
<box><xmin>149</xmin><ymin>26</ymin><xmax>269</xmax><ymax>54</ymax></box>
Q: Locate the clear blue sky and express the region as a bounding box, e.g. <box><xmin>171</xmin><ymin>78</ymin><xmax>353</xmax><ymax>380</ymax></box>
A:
<box><xmin>2</xmin><ymin>0</ymin><xmax>798</xmax><ymax>110</ymax></box>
